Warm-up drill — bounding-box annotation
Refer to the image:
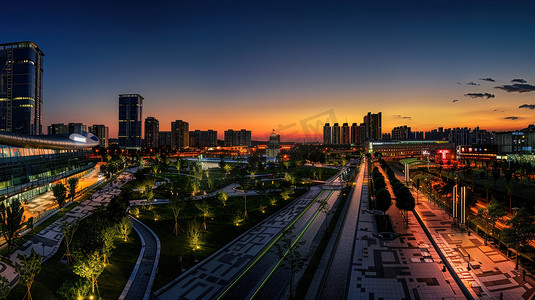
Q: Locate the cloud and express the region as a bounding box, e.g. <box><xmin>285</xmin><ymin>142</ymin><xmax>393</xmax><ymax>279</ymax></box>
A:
<box><xmin>495</xmin><ymin>83</ymin><xmax>535</xmax><ymax>93</ymax></box>
<box><xmin>464</xmin><ymin>93</ymin><xmax>495</xmax><ymax>99</ymax></box>
<box><xmin>452</xmin><ymin>99</ymin><xmax>458</xmax><ymax>102</ymax></box>
<box><xmin>480</xmin><ymin>77</ymin><xmax>496</xmax><ymax>82</ymax></box>
<box><xmin>392</xmin><ymin>114</ymin><xmax>412</xmax><ymax>120</ymax></box>
<box><xmin>504</xmin><ymin>116</ymin><xmax>521</xmax><ymax>120</ymax></box>
<box><xmin>519</xmin><ymin>104</ymin><xmax>535</xmax><ymax>110</ymax></box>
<box><xmin>456</xmin><ymin>82</ymin><xmax>462</xmax><ymax>85</ymax></box>
<box><xmin>467</xmin><ymin>82</ymin><xmax>480</xmax><ymax>86</ymax></box>
<box><xmin>512</xmin><ymin>79</ymin><xmax>527</xmax><ymax>83</ymax></box>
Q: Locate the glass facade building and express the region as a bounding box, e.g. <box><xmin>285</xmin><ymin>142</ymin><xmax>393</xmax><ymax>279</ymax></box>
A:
<box><xmin>0</xmin><ymin>131</ymin><xmax>99</xmax><ymax>205</ymax></box>
<box><xmin>0</xmin><ymin>41</ymin><xmax>44</xmax><ymax>135</ymax></box>
<box><xmin>119</xmin><ymin>94</ymin><xmax>143</xmax><ymax>148</ymax></box>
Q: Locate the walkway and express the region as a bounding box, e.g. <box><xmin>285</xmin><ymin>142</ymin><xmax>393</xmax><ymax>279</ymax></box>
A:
<box><xmin>120</xmin><ymin>217</ymin><xmax>160</xmax><ymax>300</ymax></box>
<box><xmin>1</xmin><ymin>168</ymin><xmax>137</xmax><ymax>287</ymax></box>
<box><xmin>412</xmin><ymin>185</ymin><xmax>535</xmax><ymax>299</ymax></box>
<box><xmin>153</xmin><ymin>185</ymin><xmax>325</xmax><ymax>300</ymax></box>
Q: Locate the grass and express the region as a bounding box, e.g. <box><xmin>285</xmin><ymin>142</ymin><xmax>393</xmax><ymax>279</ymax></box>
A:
<box><xmin>136</xmin><ymin>189</ymin><xmax>307</xmax><ymax>290</ymax></box>
<box><xmin>7</xmin><ymin>231</ymin><xmax>140</xmax><ymax>300</ymax></box>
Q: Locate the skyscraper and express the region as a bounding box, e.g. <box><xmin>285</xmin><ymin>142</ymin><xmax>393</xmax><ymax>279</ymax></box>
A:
<box><xmin>364</xmin><ymin>112</ymin><xmax>382</xmax><ymax>141</ymax></box>
<box><xmin>118</xmin><ymin>94</ymin><xmax>143</xmax><ymax>148</ymax></box>
<box><xmin>0</xmin><ymin>42</ymin><xmax>44</xmax><ymax>135</ymax></box>
<box><xmin>48</xmin><ymin>123</ymin><xmax>68</xmax><ymax>135</ymax></box>
<box><xmin>342</xmin><ymin>123</ymin><xmax>350</xmax><ymax>145</ymax></box>
<box><xmin>144</xmin><ymin>117</ymin><xmax>159</xmax><ymax>149</ymax></box>
<box><xmin>323</xmin><ymin>123</ymin><xmax>331</xmax><ymax>145</ymax></box>
<box><xmin>89</xmin><ymin>124</ymin><xmax>109</xmax><ymax>148</ymax></box>
<box><xmin>171</xmin><ymin>120</ymin><xmax>189</xmax><ymax>149</ymax></box>
<box><xmin>189</xmin><ymin>130</ymin><xmax>217</xmax><ymax>148</ymax></box>
<box><xmin>332</xmin><ymin>123</ymin><xmax>341</xmax><ymax>145</ymax></box>
<box><xmin>68</xmin><ymin>123</ymin><xmax>87</xmax><ymax>135</ymax></box>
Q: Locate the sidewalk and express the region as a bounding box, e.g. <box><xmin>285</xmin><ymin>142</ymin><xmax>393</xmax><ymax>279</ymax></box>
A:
<box><xmin>413</xmin><ymin>190</ymin><xmax>535</xmax><ymax>299</ymax></box>
<box><xmin>346</xmin><ymin>162</ymin><xmax>462</xmax><ymax>299</ymax></box>
<box><xmin>1</xmin><ymin>167</ymin><xmax>137</xmax><ymax>287</ymax></box>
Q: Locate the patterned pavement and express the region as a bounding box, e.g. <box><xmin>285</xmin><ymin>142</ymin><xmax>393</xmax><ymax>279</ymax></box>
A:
<box><xmin>154</xmin><ymin>186</ymin><xmax>328</xmax><ymax>300</ymax></box>
<box><xmin>1</xmin><ymin>168</ymin><xmax>137</xmax><ymax>287</ymax></box>
<box><xmin>347</xmin><ymin>162</ymin><xmax>462</xmax><ymax>300</ymax></box>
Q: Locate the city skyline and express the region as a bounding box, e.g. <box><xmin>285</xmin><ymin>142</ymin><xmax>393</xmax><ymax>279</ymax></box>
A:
<box><xmin>2</xmin><ymin>0</ymin><xmax>535</xmax><ymax>141</ymax></box>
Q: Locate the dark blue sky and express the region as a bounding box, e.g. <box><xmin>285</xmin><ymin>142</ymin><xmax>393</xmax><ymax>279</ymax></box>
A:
<box><xmin>2</xmin><ymin>0</ymin><xmax>535</xmax><ymax>140</ymax></box>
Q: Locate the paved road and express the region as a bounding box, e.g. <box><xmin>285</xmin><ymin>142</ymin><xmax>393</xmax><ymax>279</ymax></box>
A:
<box><xmin>121</xmin><ymin>217</ymin><xmax>160</xmax><ymax>300</ymax></box>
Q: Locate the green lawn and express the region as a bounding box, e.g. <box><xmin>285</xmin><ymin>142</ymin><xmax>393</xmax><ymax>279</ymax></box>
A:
<box><xmin>7</xmin><ymin>231</ymin><xmax>140</xmax><ymax>300</ymax></box>
<box><xmin>136</xmin><ymin>189</ymin><xmax>307</xmax><ymax>290</ymax></box>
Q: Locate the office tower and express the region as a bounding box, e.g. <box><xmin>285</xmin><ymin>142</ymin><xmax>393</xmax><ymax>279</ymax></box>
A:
<box><xmin>89</xmin><ymin>124</ymin><xmax>109</xmax><ymax>148</ymax></box>
<box><xmin>392</xmin><ymin>125</ymin><xmax>411</xmax><ymax>140</ymax></box>
<box><xmin>48</xmin><ymin>123</ymin><xmax>69</xmax><ymax>135</ymax></box>
<box><xmin>0</xmin><ymin>42</ymin><xmax>44</xmax><ymax>135</ymax></box>
<box><xmin>118</xmin><ymin>94</ymin><xmax>143</xmax><ymax>148</ymax></box>
<box><xmin>323</xmin><ymin>123</ymin><xmax>331</xmax><ymax>145</ymax></box>
<box><xmin>364</xmin><ymin>112</ymin><xmax>382</xmax><ymax>141</ymax></box>
<box><xmin>68</xmin><ymin>123</ymin><xmax>87</xmax><ymax>135</ymax></box>
<box><xmin>144</xmin><ymin>117</ymin><xmax>159</xmax><ymax>149</ymax></box>
<box><xmin>332</xmin><ymin>123</ymin><xmax>341</xmax><ymax>145</ymax></box>
<box><xmin>342</xmin><ymin>123</ymin><xmax>350</xmax><ymax>145</ymax></box>
<box><xmin>171</xmin><ymin>120</ymin><xmax>189</xmax><ymax>149</ymax></box>
<box><xmin>224</xmin><ymin>129</ymin><xmax>251</xmax><ymax>146</ymax></box>
<box><xmin>158</xmin><ymin>131</ymin><xmax>171</xmax><ymax>148</ymax></box>
<box><xmin>189</xmin><ymin>130</ymin><xmax>217</xmax><ymax>148</ymax></box>
<box><xmin>350</xmin><ymin>123</ymin><xmax>358</xmax><ymax>144</ymax></box>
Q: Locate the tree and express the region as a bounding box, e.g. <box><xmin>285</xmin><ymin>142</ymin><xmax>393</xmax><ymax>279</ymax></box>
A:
<box><xmin>67</xmin><ymin>177</ymin><xmax>79</xmax><ymax>203</ymax></box>
<box><xmin>492</xmin><ymin>164</ymin><xmax>500</xmax><ymax>187</ymax></box>
<box><xmin>238</xmin><ymin>178</ymin><xmax>250</xmax><ymax>219</ymax></box>
<box><xmin>58</xmin><ymin>279</ymin><xmax>91</xmax><ymax>300</ymax></box>
<box><xmin>487</xmin><ymin>199</ymin><xmax>506</xmax><ymax>237</ymax></box>
<box><xmin>195</xmin><ymin>201</ymin><xmax>213</xmax><ymax>230</ymax></box>
<box><xmin>144</xmin><ymin>185</ymin><xmax>154</xmax><ymax>209</ymax></box>
<box><xmin>275</xmin><ymin>228</ymin><xmax>307</xmax><ymax>300</ymax></box>
<box><xmin>249</xmin><ymin>170</ymin><xmax>257</xmax><ymax>186</ymax></box>
<box><xmin>0</xmin><ymin>275</ymin><xmax>10</xmax><ymax>299</ymax></box>
<box><xmin>223</xmin><ymin>164</ymin><xmax>233</xmax><ymax>178</ymax></box>
<box><xmin>0</xmin><ymin>200</ymin><xmax>25</xmax><ymax>250</ymax></box>
<box><xmin>187</xmin><ymin>220</ymin><xmax>203</xmax><ymax>262</ymax></box>
<box><xmin>15</xmin><ymin>249</ymin><xmax>41</xmax><ymax>300</ymax></box>
<box><xmin>502</xmin><ymin>208</ymin><xmax>535</xmax><ymax>270</ymax></box>
<box><xmin>169</xmin><ymin>198</ymin><xmax>186</xmax><ymax>236</ymax></box>
<box><xmin>217</xmin><ymin>191</ymin><xmax>229</xmax><ymax>207</ymax></box>
<box><xmin>52</xmin><ymin>183</ymin><xmax>68</xmax><ymax>209</ymax></box>
<box><xmin>375</xmin><ymin>188</ymin><xmax>392</xmax><ymax>213</ymax></box>
<box><xmin>117</xmin><ymin>217</ymin><xmax>132</xmax><ymax>242</ymax></box>
<box><xmin>61</xmin><ymin>221</ymin><xmax>78</xmax><ymax>264</ymax></box>
<box><xmin>73</xmin><ymin>251</ymin><xmax>104</xmax><ymax>295</ymax></box>
<box><xmin>99</xmin><ymin>225</ymin><xmax>117</xmax><ymax>264</ymax></box>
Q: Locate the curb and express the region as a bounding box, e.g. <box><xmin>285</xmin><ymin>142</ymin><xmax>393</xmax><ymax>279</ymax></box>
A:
<box><xmin>119</xmin><ymin>216</ymin><xmax>147</xmax><ymax>300</ymax></box>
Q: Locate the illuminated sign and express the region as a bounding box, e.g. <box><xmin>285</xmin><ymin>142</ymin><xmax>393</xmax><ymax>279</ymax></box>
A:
<box><xmin>422</xmin><ymin>150</ymin><xmax>430</xmax><ymax>155</ymax></box>
<box><xmin>73</xmin><ymin>136</ymin><xmax>87</xmax><ymax>143</ymax></box>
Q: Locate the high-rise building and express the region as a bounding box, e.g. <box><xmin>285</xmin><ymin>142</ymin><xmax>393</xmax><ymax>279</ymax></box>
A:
<box><xmin>158</xmin><ymin>131</ymin><xmax>171</xmax><ymax>148</ymax></box>
<box><xmin>392</xmin><ymin>125</ymin><xmax>411</xmax><ymax>140</ymax></box>
<box><xmin>0</xmin><ymin>42</ymin><xmax>44</xmax><ymax>135</ymax></box>
<box><xmin>323</xmin><ymin>123</ymin><xmax>331</xmax><ymax>145</ymax></box>
<box><xmin>48</xmin><ymin>123</ymin><xmax>68</xmax><ymax>135</ymax></box>
<box><xmin>171</xmin><ymin>120</ymin><xmax>189</xmax><ymax>149</ymax></box>
<box><xmin>68</xmin><ymin>123</ymin><xmax>87</xmax><ymax>135</ymax></box>
<box><xmin>332</xmin><ymin>123</ymin><xmax>341</xmax><ymax>145</ymax></box>
<box><xmin>357</xmin><ymin>123</ymin><xmax>366</xmax><ymax>145</ymax></box>
<box><xmin>350</xmin><ymin>123</ymin><xmax>358</xmax><ymax>144</ymax></box>
<box><xmin>118</xmin><ymin>94</ymin><xmax>143</xmax><ymax>148</ymax></box>
<box><xmin>341</xmin><ymin>123</ymin><xmax>350</xmax><ymax>145</ymax></box>
<box><xmin>189</xmin><ymin>130</ymin><xmax>217</xmax><ymax>148</ymax></box>
<box><xmin>364</xmin><ymin>112</ymin><xmax>382</xmax><ymax>141</ymax></box>
<box><xmin>144</xmin><ymin>117</ymin><xmax>159</xmax><ymax>149</ymax></box>
<box><xmin>89</xmin><ymin>124</ymin><xmax>109</xmax><ymax>148</ymax></box>
<box><xmin>224</xmin><ymin>129</ymin><xmax>251</xmax><ymax>146</ymax></box>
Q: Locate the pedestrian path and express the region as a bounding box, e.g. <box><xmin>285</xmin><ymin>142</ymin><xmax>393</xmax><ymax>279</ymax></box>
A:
<box><xmin>1</xmin><ymin>167</ymin><xmax>137</xmax><ymax>287</ymax></box>
<box><xmin>346</xmin><ymin>162</ymin><xmax>461</xmax><ymax>300</ymax></box>
<box><xmin>120</xmin><ymin>217</ymin><xmax>160</xmax><ymax>300</ymax></box>
<box><xmin>154</xmin><ymin>186</ymin><xmax>325</xmax><ymax>300</ymax></box>
<box><xmin>413</xmin><ymin>191</ymin><xmax>535</xmax><ymax>299</ymax></box>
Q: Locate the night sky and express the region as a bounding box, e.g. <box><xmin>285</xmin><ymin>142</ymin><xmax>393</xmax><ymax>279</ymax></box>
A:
<box><xmin>2</xmin><ymin>0</ymin><xmax>535</xmax><ymax>141</ymax></box>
